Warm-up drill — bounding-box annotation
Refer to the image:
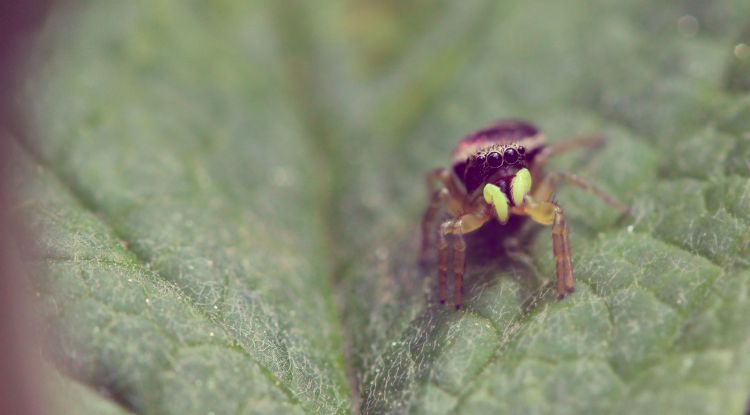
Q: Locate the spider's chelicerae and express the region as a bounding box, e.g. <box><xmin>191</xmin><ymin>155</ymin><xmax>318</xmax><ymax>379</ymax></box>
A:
<box><xmin>420</xmin><ymin>120</ymin><xmax>629</xmax><ymax>309</ymax></box>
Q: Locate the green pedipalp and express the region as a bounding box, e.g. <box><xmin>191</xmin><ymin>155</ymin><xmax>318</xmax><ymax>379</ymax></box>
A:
<box><xmin>483</xmin><ymin>183</ymin><xmax>509</xmax><ymax>224</ymax></box>
<box><xmin>511</xmin><ymin>167</ymin><xmax>532</xmax><ymax>206</ymax></box>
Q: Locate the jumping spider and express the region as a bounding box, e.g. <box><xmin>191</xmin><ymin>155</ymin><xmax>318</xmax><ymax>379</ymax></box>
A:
<box><xmin>420</xmin><ymin>120</ymin><xmax>629</xmax><ymax>309</ymax></box>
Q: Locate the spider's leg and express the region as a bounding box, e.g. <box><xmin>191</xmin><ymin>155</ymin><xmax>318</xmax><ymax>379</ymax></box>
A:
<box><xmin>534</xmin><ymin>135</ymin><xmax>604</xmax><ymax>168</ymax></box>
<box><xmin>511</xmin><ymin>200</ymin><xmax>574</xmax><ymax>299</ymax></box>
<box><xmin>426</xmin><ymin>167</ymin><xmax>465</xmax><ymax>198</ymax></box>
<box><xmin>421</xmin><ymin>168</ymin><xmax>464</xmax><ymax>266</ymax></box>
<box><xmin>437</xmin><ymin>224</ymin><xmax>449</xmax><ymax>304</ymax></box>
<box><xmin>452</xmin><ymin>233</ymin><xmax>466</xmax><ymax>310</ymax></box>
<box><xmin>551</xmin><ymin>203</ymin><xmax>574</xmax><ymax>298</ymax></box>
<box><xmin>420</xmin><ymin>188</ymin><xmax>448</xmax><ymax>266</ymax></box>
<box><xmin>439</xmin><ymin>207</ymin><xmax>491</xmax><ymax>309</ymax></box>
<box><xmin>536</xmin><ymin>171</ymin><xmax>629</xmax><ymax>214</ymax></box>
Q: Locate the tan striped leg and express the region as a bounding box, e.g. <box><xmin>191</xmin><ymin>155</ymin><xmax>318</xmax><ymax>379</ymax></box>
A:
<box><xmin>511</xmin><ymin>200</ymin><xmax>574</xmax><ymax>299</ymax></box>
<box><xmin>452</xmin><ymin>234</ymin><xmax>466</xmax><ymax>309</ymax></box>
<box><xmin>437</xmin><ymin>227</ymin><xmax>449</xmax><ymax>304</ymax></box>
<box><xmin>421</xmin><ymin>168</ymin><xmax>467</xmax><ymax>266</ymax></box>
<box><xmin>420</xmin><ymin>188</ymin><xmax>447</xmax><ymax>266</ymax></box>
<box><xmin>425</xmin><ymin>167</ymin><xmax>464</xmax><ymax>200</ymax></box>
<box><xmin>551</xmin><ymin>203</ymin><xmax>574</xmax><ymax>298</ymax></box>
<box><xmin>438</xmin><ymin>208</ymin><xmax>491</xmax><ymax>309</ymax></box>
<box><xmin>535</xmin><ymin>171</ymin><xmax>629</xmax><ymax>214</ymax></box>
<box><xmin>535</xmin><ymin>135</ymin><xmax>604</xmax><ymax>168</ymax></box>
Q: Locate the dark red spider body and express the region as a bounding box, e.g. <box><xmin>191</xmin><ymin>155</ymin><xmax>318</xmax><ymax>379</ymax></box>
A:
<box><xmin>421</xmin><ymin>119</ymin><xmax>628</xmax><ymax>308</ymax></box>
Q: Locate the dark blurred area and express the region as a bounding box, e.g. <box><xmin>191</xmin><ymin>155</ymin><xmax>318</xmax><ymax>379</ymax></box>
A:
<box><xmin>0</xmin><ymin>1</ymin><xmax>54</xmax><ymax>415</ymax></box>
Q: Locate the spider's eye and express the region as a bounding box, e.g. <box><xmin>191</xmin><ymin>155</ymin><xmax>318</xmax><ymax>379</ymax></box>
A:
<box><xmin>517</xmin><ymin>146</ymin><xmax>525</xmax><ymax>155</ymax></box>
<box><xmin>503</xmin><ymin>147</ymin><xmax>519</xmax><ymax>164</ymax></box>
<box><xmin>487</xmin><ymin>151</ymin><xmax>503</xmax><ymax>167</ymax></box>
<box><xmin>474</xmin><ymin>154</ymin><xmax>486</xmax><ymax>165</ymax></box>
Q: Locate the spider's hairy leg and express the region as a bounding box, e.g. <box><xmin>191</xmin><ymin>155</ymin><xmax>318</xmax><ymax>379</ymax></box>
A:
<box><xmin>437</xmin><ymin>226</ymin><xmax>449</xmax><ymax>304</ymax></box>
<box><xmin>534</xmin><ymin>135</ymin><xmax>604</xmax><ymax>168</ymax></box>
<box><xmin>512</xmin><ymin>200</ymin><xmax>574</xmax><ymax>299</ymax></box>
<box><xmin>551</xmin><ymin>204</ymin><xmax>574</xmax><ymax>298</ymax></box>
<box><xmin>452</xmin><ymin>233</ymin><xmax>466</xmax><ymax>310</ymax></box>
<box><xmin>420</xmin><ymin>188</ymin><xmax>448</xmax><ymax>266</ymax></box>
<box><xmin>425</xmin><ymin>167</ymin><xmax>464</xmax><ymax>197</ymax></box>
<box><xmin>420</xmin><ymin>168</ymin><xmax>464</xmax><ymax>266</ymax></box>
<box><xmin>439</xmin><ymin>207</ymin><xmax>491</xmax><ymax>309</ymax></box>
<box><xmin>536</xmin><ymin>171</ymin><xmax>630</xmax><ymax>214</ymax></box>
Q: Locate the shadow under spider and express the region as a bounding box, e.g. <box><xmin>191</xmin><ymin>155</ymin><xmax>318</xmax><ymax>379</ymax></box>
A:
<box><xmin>359</xmin><ymin>219</ymin><xmax>552</xmax><ymax>413</ymax></box>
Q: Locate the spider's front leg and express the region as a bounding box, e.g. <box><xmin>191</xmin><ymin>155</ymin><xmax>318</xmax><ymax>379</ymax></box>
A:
<box><xmin>551</xmin><ymin>203</ymin><xmax>574</xmax><ymax>298</ymax></box>
<box><xmin>438</xmin><ymin>207</ymin><xmax>491</xmax><ymax>309</ymax></box>
<box><xmin>512</xmin><ymin>199</ymin><xmax>574</xmax><ymax>299</ymax></box>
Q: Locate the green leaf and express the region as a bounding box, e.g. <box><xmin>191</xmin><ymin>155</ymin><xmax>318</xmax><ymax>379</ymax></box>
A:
<box><xmin>17</xmin><ymin>1</ymin><xmax>750</xmax><ymax>414</ymax></box>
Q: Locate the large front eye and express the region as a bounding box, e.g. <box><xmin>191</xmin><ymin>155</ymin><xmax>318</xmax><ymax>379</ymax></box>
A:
<box><xmin>503</xmin><ymin>147</ymin><xmax>519</xmax><ymax>164</ymax></box>
<box><xmin>487</xmin><ymin>151</ymin><xmax>503</xmax><ymax>167</ymax></box>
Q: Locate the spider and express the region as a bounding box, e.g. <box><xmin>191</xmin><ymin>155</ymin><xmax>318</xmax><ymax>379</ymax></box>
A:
<box><xmin>420</xmin><ymin>120</ymin><xmax>629</xmax><ymax>309</ymax></box>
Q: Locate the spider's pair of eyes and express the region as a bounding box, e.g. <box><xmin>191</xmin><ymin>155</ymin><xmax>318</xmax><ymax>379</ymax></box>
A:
<box><xmin>476</xmin><ymin>146</ymin><xmax>525</xmax><ymax>167</ymax></box>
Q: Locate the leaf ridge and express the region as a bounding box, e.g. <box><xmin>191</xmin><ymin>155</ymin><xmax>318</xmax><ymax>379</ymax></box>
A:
<box><xmin>17</xmin><ymin>144</ymin><xmax>307</xmax><ymax>412</ymax></box>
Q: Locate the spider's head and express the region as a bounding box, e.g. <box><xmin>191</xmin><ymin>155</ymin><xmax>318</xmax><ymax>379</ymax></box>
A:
<box><xmin>462</xmin><ymin>144</ymin><xmax>527</xmax><ymax>189</ymax></box>
<box><xmin>450</xmin><ymin>120</ymin><xmax>544</xmax><ymax>223</ymax></box>
<box><xmin>461</xmin><ymin>145</ymin><xmax>532</xmax><ymax>224</ymax></box>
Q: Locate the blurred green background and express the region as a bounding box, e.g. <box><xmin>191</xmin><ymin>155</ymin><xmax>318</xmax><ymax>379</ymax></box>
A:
<box><xmin>15</xmin><ymin>0</ymin><xmax>750</xmax><ymax>414</ymax></box>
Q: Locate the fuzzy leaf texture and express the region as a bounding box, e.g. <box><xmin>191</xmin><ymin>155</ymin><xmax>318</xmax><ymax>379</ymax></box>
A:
<box><xmin>14</xmin><ymin>1</ymin><xmax>750</xmax><ymax>414</ymax></box>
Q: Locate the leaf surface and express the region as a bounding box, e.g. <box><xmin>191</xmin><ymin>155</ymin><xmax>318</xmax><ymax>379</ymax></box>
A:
<box><xmin>17</xmin><ymin>1</ymin><xmax>750</xmax><ymax>414</ymax></box>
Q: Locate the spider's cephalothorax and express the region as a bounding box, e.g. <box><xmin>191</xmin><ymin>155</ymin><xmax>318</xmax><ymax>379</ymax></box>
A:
<box><xmin>420</xmin><ymin>120</ymin><xmax>629</xmax><ymax>309</ymax></box>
